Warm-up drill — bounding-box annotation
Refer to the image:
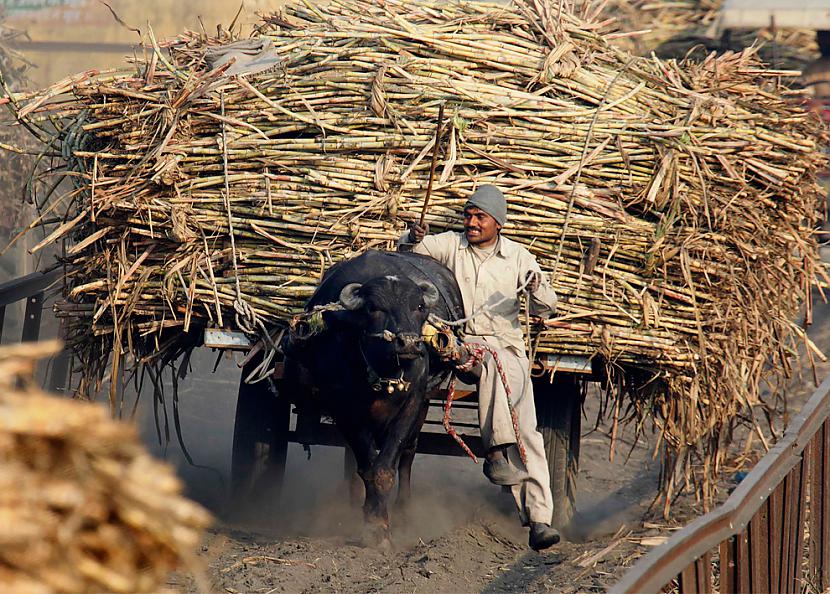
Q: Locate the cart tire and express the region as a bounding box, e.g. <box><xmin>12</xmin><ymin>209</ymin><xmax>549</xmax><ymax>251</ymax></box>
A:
<box><xmin>534</xmin><ymin>374</ymin><xmax>582</xmax><ymax>531</ymax></box>
<box><xmin>230</xmin><ymin>372</ymin><xmax>289</xmax><ymax>508</ymax></box>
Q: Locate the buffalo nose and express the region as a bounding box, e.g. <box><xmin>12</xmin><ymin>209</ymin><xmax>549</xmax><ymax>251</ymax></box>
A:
<box><xmin>395</xmin><ymin>333</ymin><xmax>423</xmax><ymax>354</ymax></box>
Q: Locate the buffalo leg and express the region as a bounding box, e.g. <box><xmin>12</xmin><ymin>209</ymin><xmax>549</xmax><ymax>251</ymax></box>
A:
<box><xmin>334</xmin><ymin>419</ymin><xmax>390</xmax><ymax>546</ymax></box>
<box><xmin>396</xmin><ymin>444</ymin><xmax>416</xmax><ymax>510</ymax></box>
<box><xmin>364</xmin><ymin>390</ymin><xmax>430</xmax><ymax>545</ymax></box>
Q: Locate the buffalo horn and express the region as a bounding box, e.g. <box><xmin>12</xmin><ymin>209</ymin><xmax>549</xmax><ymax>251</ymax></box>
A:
<box><xmin>416</xmin><ymin>280</ymin><xmax>439</xmax><ymax>307</ymax></box>
<box><xmin>339</xmin><ymin>283</ymin><xmax>364</xmax><ymax>310</ymax></box>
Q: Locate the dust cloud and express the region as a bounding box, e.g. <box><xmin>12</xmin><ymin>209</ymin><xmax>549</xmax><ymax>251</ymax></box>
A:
<box><xmin>129</xmin><ymin>347</ymin><xmax>523</xmax><ymax>545</ymax></box>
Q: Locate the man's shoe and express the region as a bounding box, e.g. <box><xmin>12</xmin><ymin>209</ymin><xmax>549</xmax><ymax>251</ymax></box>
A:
<box><xmin>483</xmin><ymin>456</ymin><xmax>526</xmax><ymax>486</ymax></box>
<box><xmin>528</xmin><ymin>522</ymin><xmax>561</xmax><ymax>551</ymax></box>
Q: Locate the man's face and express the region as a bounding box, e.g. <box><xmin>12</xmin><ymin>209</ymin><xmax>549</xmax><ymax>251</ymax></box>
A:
<box><xmin>463</xmin><ymin>206</ymin><xmax>500</xmax><ymax>247</ymax></box>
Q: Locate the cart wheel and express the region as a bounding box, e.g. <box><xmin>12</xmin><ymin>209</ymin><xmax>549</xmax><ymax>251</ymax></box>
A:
<box><xmin>230</xmin><ymin>371</ymin><xmax>289</xmax><ymax>508</ymax></box>
<box><xmin>534</xmin><ymin>373</ymin><xmax>582</xmax><ymax>531</ymax></box>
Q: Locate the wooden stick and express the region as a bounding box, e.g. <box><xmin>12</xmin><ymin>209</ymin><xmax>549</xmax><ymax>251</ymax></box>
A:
<box><xmin>419</xmin><ymin>102</ymin><xmax>445</xmax><ymax>227</ymax></box>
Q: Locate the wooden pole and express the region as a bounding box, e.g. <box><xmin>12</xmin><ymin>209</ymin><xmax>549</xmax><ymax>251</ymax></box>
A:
<box><xmin>419</xmin><ymin>103</ymin><xmax>445</xmax><ymax>227</ymax></box>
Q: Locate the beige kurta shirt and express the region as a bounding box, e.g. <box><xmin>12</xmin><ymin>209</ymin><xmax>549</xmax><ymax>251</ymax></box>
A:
<box><xmin>402</xmin><ymin>231</ymin><xmax>557</xmax><ymax>354</ymax></box>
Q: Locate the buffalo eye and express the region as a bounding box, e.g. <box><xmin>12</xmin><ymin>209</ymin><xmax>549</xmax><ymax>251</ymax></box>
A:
<box><xmin>417</xmin><ymin>302</ymin><xmax>426</xmax><ymax>312</ymax></box>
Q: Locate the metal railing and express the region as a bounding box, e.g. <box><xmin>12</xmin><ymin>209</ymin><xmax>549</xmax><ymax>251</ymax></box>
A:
<box><xmin>0</xmin><ymin>268</ymin><xmax>70</xmax><ymax>392</ymax></box>
<box><xmin>611</xmin><ymin>374</ymin><xmax>830</xmax><ymax>594</ymax></box>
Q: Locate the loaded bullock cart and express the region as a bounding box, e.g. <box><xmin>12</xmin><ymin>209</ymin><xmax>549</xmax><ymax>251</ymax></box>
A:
<box><xmin>215</xmin><ymin>257</ymin><xmax>588</xmax><ymax>531</ymax></box>
<box><xmin>4</xmin><ymin>0</ymin><xmax>825</xmax><ymax>526</ymax></box>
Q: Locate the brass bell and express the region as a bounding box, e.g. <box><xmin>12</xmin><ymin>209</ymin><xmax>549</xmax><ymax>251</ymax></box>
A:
<box><xmin>387</xmin><ymin>384</ymin><xmax>395</xmax><ymax>394</ymax></box>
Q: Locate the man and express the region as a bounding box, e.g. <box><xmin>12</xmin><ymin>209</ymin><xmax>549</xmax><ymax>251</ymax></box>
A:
<box><xmin>399</xmin><ymin>184</ymin><xmax>561</xmax><ymax>551</ymax></box>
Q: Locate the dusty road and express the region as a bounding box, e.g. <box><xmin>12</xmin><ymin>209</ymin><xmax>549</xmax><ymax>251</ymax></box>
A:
<box><xmin>133</xmin><ymin>288</ymin><xmax>830</xmax><ymax>594</ymax></box>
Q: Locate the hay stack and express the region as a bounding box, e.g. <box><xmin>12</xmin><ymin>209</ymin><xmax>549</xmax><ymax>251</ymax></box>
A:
<box><xmin>7</xmin><ymin>0</ymin><xmax>826</xmax><ymax>504</ymax></box>
<box><xmin>0</xmin><ymin>342</ymin><xmax>211</xmax><ymax>593</ymax></box>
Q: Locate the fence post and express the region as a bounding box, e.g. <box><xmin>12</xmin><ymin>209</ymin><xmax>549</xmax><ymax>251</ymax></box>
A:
<box><xmin>720</xmin><ymin>536</ymin><xmax>738</xmax><ymax>594</ymax></box>
<box><xmin>809</xmin><ymin>421</ymin><xmax>830</xmax><ymax>590</ymax></box>
<box><xmin>789</xmin><ymin>457</ymin><xmax>808</xmax><ymax>593</ymax></box>
<box><xmin>21</xmin><ymin>292</ymin><xmax>45</xmax><ymax>343</ymax></box>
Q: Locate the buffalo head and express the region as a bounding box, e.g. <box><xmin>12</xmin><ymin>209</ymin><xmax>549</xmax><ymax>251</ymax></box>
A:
<box><xmin>338</xmin><ymin>275</ymin><xmax>439</xmax><ymax>361</ymax></box>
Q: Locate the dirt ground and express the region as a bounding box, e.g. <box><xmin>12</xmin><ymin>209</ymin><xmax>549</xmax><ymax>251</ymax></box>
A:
<box><xmin>149</xmin><ymin>288</ymin><xmax>830</xmax><ymax>594</ymax></box>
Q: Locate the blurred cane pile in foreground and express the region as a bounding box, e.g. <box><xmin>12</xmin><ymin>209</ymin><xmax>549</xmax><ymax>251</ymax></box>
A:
<box><xmin>0</xmin><ymin>342</ymin><xmax>210</xmax><ymax>593</ymax></box>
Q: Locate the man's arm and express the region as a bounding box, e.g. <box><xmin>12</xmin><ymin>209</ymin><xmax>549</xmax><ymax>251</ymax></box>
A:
<box><xmin>397</xmin><ymin>222</ymin><xmax>428</xmax><ymax>251</ymax></box>
<box><xmin>397</xmin><ymin>224</ymin><xmax>455</xmax><ymax>265</ymax></box>
<box><xmin>520</xmin><ymin>252</ymin><xmax>557</xmax><ymax>317</ymax></box>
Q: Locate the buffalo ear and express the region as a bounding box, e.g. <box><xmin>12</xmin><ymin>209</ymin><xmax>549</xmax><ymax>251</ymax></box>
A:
<box><xmin>416</xmin><ymin>280</ymin><xmax>439</xmax><ymax>308</ymax></box>
<box><xmin>339</xmin><ymin>283</ymin><xmax>364</xmax><ymax>310</ymax></box>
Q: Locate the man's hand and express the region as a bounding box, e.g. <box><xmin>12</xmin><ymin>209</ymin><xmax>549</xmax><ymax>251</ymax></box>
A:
<box><xmin>524</xmin><ymin>270</ymin><xmax>541</xmax><ymax>293</ymax></box>
<box><xmin>409</xmin><ymin>222</ymin><xmax>429</xmax><ymax>244</ymax></box>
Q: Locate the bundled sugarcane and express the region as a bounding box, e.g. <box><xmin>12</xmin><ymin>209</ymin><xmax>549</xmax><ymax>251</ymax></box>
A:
<box><xmin>5</xmin><ymin>0</ymin><xmax>826</xmax><ymax>506</ymax></box>
<box><xmin>596</xmin><ymin>0</ymin><xmax>818</xmax><ymax>69</ymax></box>
<box><xmin>0</xmin><ymin>341</ymin><xmax>211</xmax><ymax>593</ymax></box>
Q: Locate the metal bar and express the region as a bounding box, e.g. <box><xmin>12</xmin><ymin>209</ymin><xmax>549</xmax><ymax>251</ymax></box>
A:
<box><xmin>287</xmin><ymin>425</ymin><xmax>485</xmax><ymax>457</ymax></box>
<box><xmin>47</xmin><ymin>320</ymin><xmax>71</xmax><ymax>394</ymax></box>
<box><xmin>203</xmin><ymin>328</ymin><xmax>253</xmax><ymax>350</ymax></box>
<box><xmin>809</xmin><ymin>419</ymin><xmax>830</xmax><ymax>591</ymax></box>
<box><xmin>769</xmin><ymin>481</ymin><xmax>783</xmax><ymax>593</ymax></box>
<box><xmin>822</xmin><ymin>419</ymin><xmax>830</xmax><ymax>590</ymax></box>
<box><xmin>696</xmin><ymin>552</ymin><xmax>712</xmax><ymax>594</ymax></box>
<box><xmin>428</xmin><ymin>400</ymin><xmax>479</xmax><ymax>409</ymax></box>
<box><xmin>48</xmin><ymin>346</ymin><xmax>71</xmax><ymax>394</ymax></box>
<box><xmin>720</xmin><ymin>536</ymin><xmax>737</xmax><ymax>594</ymax></box>
<box><xmin>749</xmin><ymin>497</ymin><xmax>770</xmax><ymax>593</ymax></box>
<box><xmin>678</xmin><ymin>567</ymin><xmax>695</xmax><ymax>593</ymax></box>
<box><xmin>536</xmin><ymin>354</ymin><xmax>593</xmax><ymax>374</ymax></box>
<box><xmin>21</xmin><ymin>292</ymin><xmax>44</xmax><ymax>343</ymax></box>
<box><xmin>423</xmin><ymin>419</ymin><xmax>479</xmax><ymax>429</ymax></box>
<box><xmin>791</xmin><ymin>456</ymin><xmax>809</xmax><ymax>593</ymax></box>
<box><xmin>0</xmin><ymin>269</ymin><xmax>62</xmax><ymax>307</ymax></box>
<box><xmin>809</xmin><ymin>428</ymin><xmax>823</xmax><ymax>588</ymax></box>
<box><xmin>610</xmin><ymin>372</ymin><xmax>830</xmax><ymax>594</ymax></box>
<box><xmin>786</xmin><ymin>463</ymin><xmax>804</xmax><ymax>593</ymax></box>
<box><xmin>737</xmin><ymin>529</ymin><xmax>750</xmax><ymax>593</ymax></box>
<box><xmin>779</xmin><ymin>475</ymin><xmax>792</xmax><ymax>594</ymax></box>
<box><xmin>0</xmin><ymin>304</ymin><xmax>5</xmax><ymax>343</ymax></box>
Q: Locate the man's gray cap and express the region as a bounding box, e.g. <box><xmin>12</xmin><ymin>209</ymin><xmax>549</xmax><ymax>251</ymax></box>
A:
<box><xmin>465</xmin><ymin>184</ymin><xmax>507</xmax><ymax>226</ymax></box>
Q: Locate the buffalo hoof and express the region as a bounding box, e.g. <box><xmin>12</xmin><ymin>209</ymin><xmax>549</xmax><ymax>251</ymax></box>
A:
<box><xmin>361</xmin><ymin>523</ymin><xmax>393</xmax><ymax>551</ymax></box>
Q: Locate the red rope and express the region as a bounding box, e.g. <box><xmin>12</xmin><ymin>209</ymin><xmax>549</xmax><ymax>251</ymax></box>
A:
<box><xmin>443</xmin><ymin>342</ymin><xmax>528</xmax><ymax>467</ymax></box>
<box><xmin>443</xmin><ymin>380</ymin><xmax>478</xmax><ymax>462</ymax></box>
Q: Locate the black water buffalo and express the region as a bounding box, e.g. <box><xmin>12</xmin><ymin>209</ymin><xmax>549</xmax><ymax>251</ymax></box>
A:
<box><xmin>280</xmin><ymin>250</ymin><xmax>464</xmax><ymax>547</ymax></box>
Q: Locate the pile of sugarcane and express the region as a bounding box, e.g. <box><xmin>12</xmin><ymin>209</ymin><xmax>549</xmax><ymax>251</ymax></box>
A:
<box><xmin>595</xmin><ymin>0</ymin><xmax>818</xmax><ymax>69</ymax></box>
<box><xmin>0</xmin><ymin>124</ymin><xmax>36</xmax><ymax>241</ymax></box>
<box><xmin>7</xmin><ymin>0</ymin><xmax>826</xmax><ymax>505</ymax></box>
<box><xmin>0</xmin><ymin>11</ymin><xmax>34</xmax><ymax>240</ymax></box>
<box><xmin>0</xmin><ymin>10</ymin><xmax>28</xmax><ymax>90</ymax></box>
<box><xmin>0</xmin><ymin>341</ymin><xmax>211</xmax><ymax>593</ymax></box>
